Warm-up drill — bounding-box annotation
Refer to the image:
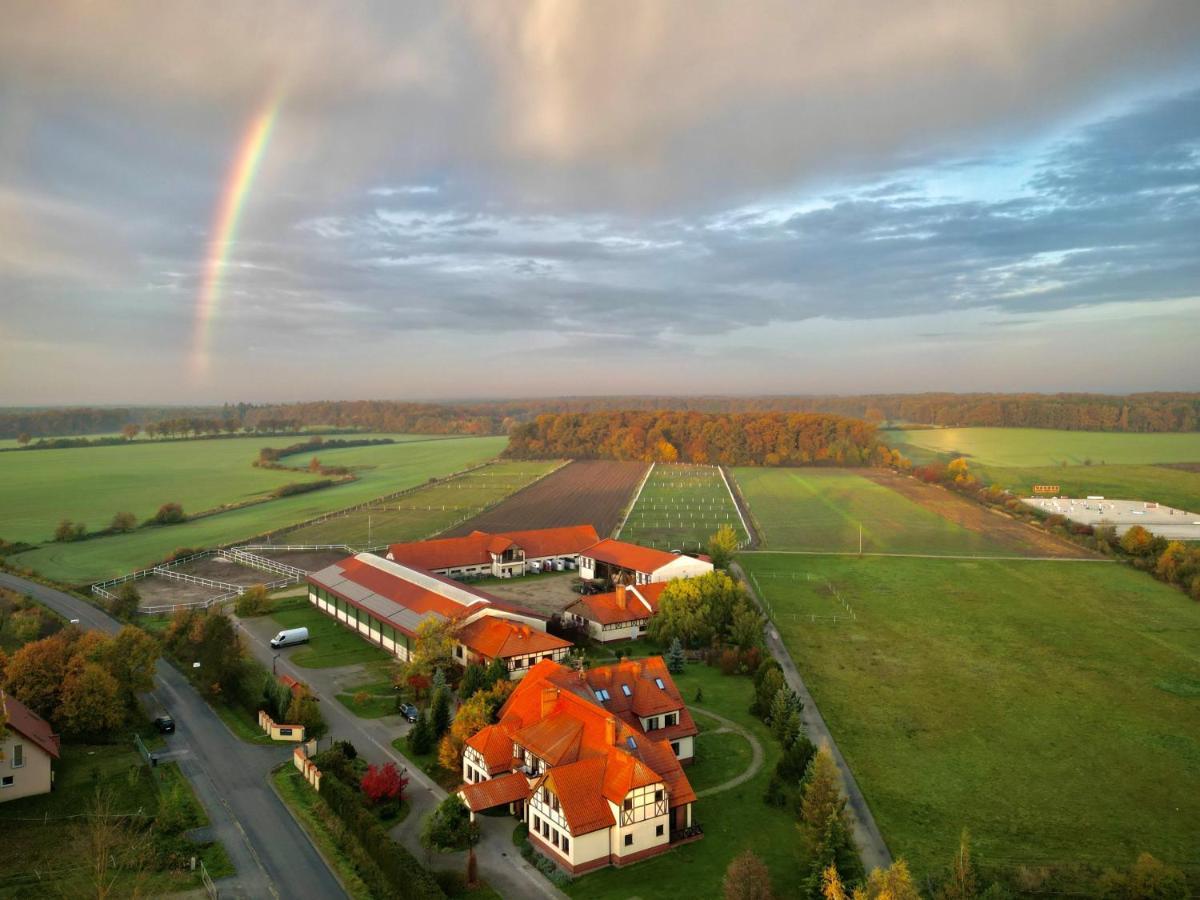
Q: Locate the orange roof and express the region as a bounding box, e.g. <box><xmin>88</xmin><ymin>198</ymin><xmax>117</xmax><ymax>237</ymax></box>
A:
<box><xmin>544</xmin><ymin>758</ymin><xmax>616</xmax><ymax>834</ymax></box>
<box><xmin>584</xmin><ymin>656</ymin><xmax>689</xmax><ymax>718</ymax></box>
<box><xmin>1</xmin><ymin>692</ymin><xmax>60</xmax><ymax>760</ymax></box>
<box><xmin>388</xmin><ymin>525</ymin><xmax>599</xmax><ymax>571</ymax></box>
<box><xmin>465</xmin><ymin>725</ymin><xmax>516</xmax><ymax>774</ymax></box>
<box><xmin>566</xmin><ymin>582</ymin><xmax>669</xmax><ymax>626</ymax></box>
<box><xmin>459</xmin><ymin>771</ymin><xmax>532</xmax><ymax>812</ymax></box>
<box><xmin>456</xmin><ymin>617</ymin><xmax>571</xmax><ymax>660</ymax></box>
<box><xmin>583</xmin><ymin>539</ymin><xmax>684</xmax><ymax>574</ymax></box>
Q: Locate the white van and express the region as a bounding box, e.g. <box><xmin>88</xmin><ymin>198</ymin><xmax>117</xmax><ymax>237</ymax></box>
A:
<box><xmin>270</xmin><ymin>627</ymin><xmax>310</xmax><ymax>649</ymax></box>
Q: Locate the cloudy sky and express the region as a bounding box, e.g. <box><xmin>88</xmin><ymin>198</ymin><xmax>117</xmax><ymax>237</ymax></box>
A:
<box><xmin>2</xmin><ymin>1</ymin><xmax>1199</xmax><ymax>404</ymax></box>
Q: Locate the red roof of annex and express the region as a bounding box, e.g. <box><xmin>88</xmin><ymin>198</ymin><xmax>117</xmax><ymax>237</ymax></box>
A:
<box><xmin>387</xmin><ymin>525</ymin><xmax>600</xmax><ymax>571</ymax></box>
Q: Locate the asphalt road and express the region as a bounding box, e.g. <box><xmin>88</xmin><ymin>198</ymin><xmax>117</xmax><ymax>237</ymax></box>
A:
<box><xmin>0</xmin><ymin>572</ymin><xmax>346</xmax><ymax>900</ymax></box>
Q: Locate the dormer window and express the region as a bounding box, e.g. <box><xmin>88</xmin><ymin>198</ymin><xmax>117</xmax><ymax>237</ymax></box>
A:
<box><xmin>664</xmin><ymin>712</ymin><xmax>677</xmax><ymax>727</ymax></box>
<box><xmin>621</xmin><ymin>684</ymin><xmax>632</xmax><ymax>697</ymax></box>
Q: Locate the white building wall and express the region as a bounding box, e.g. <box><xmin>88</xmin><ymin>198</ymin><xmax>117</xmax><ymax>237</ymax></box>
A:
<box><xmin>607</xmin><ymin>795</ymin><xmax>671</xmax><ymax>859</ymax></box>
<box><xmin>650</xmin><ymin>556</ymin><xmax>713</xmax><ymax>582</ymax></box>
<box><xmin>0</xmin><ymin>733</ymin><xmax>52</xmax><ymax>803</ymax></box>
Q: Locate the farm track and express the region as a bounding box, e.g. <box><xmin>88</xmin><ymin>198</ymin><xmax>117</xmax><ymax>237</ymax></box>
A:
<box><xmin>439</xmin><ymin>460</ymin><xmax>649</xmax><ymax>537</ymax></box>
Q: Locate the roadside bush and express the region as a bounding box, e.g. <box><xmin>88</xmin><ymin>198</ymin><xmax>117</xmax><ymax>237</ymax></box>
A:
<box><xmin>108</xmin><ymin>582</ymin><xmax>141</xmax><ymax>620</ymax></box>
<box><xmin>234</xmin><ymin>585</ymin><xmax>272</xmax><ymax>617</ymax></box>
<box><xmin>110</xmin><ymin>511</ymin><xmax>138</xmax><ymax>533</ymax></box>
<box><xmin>153</xmin><ymin>502</ymin><xmax>186</xmax><ymax>525</ymax></box>
<box><xmin>53</xmin><ymin>519</ymin><xmax>87</xmax><ymax>542</ymax></box>
<box><xmin>273</xmin><ymin>479</ymin><xmax>337</xmax><ymax>498</ymax></box>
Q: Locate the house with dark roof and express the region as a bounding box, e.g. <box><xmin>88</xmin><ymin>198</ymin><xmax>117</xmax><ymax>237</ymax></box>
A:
<box><xmin>456</xmin><ymin>657</ymin><xmax>700</xmax><ymax>875</ymax></box>
<box><xmin>306</xmin><ymin>553</ymin><xmax>572</xmax><ymax>677</ymax></box>
<box><xmin>564</xmin><ymin>582</ymin><xmax>670</xmax><ymax>643</ymax></box>
<box><xmin>578</xmin><ymin>539</ymin><xmax>713</xmax><ymax>586</ymax></box>
<box><xmin>1</xmin><ymin>692</ymin><xmax>60</xmax><ymax>803</ymax></box>
<box><xmin>386</xmin><ymin>525</ymin><xmax>599</xmax><ymax>579</ymax></box>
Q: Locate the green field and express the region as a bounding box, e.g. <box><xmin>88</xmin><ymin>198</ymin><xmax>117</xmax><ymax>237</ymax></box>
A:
<box><xmin>885</xmin><ymin>427</ymin><xmax>1200</xmax><ymax>467</ymax></box>
<box><xmin>740</xmin><ymin>553</ymin><xmax>1200</xmax><ymax>877</ymax></box>
<box><xmin>10</xmin><ymin>435</ymin><xmax>507</xmax><ymax>584</ymax></box>
<box><xmin>619</xmin><ymin>463</ymin><xmax>749</xmax><ymax>550</ymax></box>
<box><xmin>271</xmin><ymin>595</ymin><xmax>391</xmax><ymax>668</ymax></box>
<box><xmin>282</xmin><ymin>460</ymin><xmax>561</xmax><ymax>545</ymax></box>
<box><xmin>733</xmin><ymin>467</ymin><xmax>1012</xmax><ymax>555</ymax></box>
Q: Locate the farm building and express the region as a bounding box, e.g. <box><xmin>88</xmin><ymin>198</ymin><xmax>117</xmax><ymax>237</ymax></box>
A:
<box><xmin>579</xmin><ymin>539</ymin><xmax>713</xmax><ymax>586</ymax></box>
<box><xmin>0</xmin><ymin>692</ymin><xmax>60</xmax><ymax>803</ymax></box>
<box><xmin>306</xmin><ymin>554</ymin><xmax>571</xmax><ymax>677</ymax></box>
<box><xmin>565</xmin><ymin>582</ymin><xmax>670</xmax><ymax>643</ymax></box>
<box><xmin>386</xmin><ymin>525</ymin><xmax>600</xmax><ymax>579</ymax></box>
<box><xmin>457</xmin><ymin>656</ymin><xmax>699</xmax><ymax>875</ymax></box>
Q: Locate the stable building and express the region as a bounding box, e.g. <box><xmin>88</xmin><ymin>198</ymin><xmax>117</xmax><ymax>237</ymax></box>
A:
<box><xmin>306</xmin><ymin>553</ymin><xmax>571</xmax><ymax>677</ymax></box>
<box><xmin>565</xmin><ymin>583</ymin><xmax>670</xmax><ymax>643</ymax></box>
<box><xmin>1</xmin><ymin>692</ymin><xmax>60</xmax><ymax>803</ymax></box>
<box><xmin>386</xmin><ymin>525</ymin><xmax>600</xmax><ymax>579</ymax></box>
<box><xmin>578</xmin><ymin>540</ymin><xmax>713</xmax><ymax>586</ymax></box>
<box><xmin>456</xmin><ymin>657</ymin><xmax>700</xmax><ymax>876</ymax></box>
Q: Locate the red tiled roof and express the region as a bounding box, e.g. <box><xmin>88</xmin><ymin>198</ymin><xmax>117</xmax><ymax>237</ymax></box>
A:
<box><xmin>456</xmin><ymin>617</ymin><xmax>571</xmax><ymax>660</ymax></box>
<box><xmin>1</xmin><ymin>692</ymin><xmax>60</xmax><ymax>760</ymax></box>
<box><xmin>544</xmin><ymin>758</ymin><xmax>616</xmax><ymax>834</ymax></box>
<box><xmin>458</xmin><ymin>771</ymin><xmax>532</xmax><ymax>813</ymax></box>
<box><xmin>388</xmin><ymin>525</ymin><xmax>599</xmax><ymax>571</ymax></box>
<box><xmin>329</xmin><ymin>555</ymin><xmax>488</xmax><ymax>619</ymax></box>
<box><xmin>565</xmin><ymin>582</ymin><xmax>668</xmax><ymax>626</ymax></box>
<box><xmin>466</xmin><ymin>724</ymin><xmax>516</xmax><ymax>774</ymax></box>
<box><xmin>583</xmin><ymin>539</ymin><xmax>683</xmax><ymax>575</ymax></box>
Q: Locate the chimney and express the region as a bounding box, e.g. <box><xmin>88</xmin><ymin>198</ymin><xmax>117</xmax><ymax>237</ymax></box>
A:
<box><xmin>541</xmin><ymin>686</ymin><xmax>558</xmax><ymax>719</ymax></box>
<box><xmin>616</xmin><ymin>585</ymin><xmax>627</xmax><ymax>609</ymax></box>
<box><xmin>605</xmin><ymin>717</ymin><xmax>617</xmax><ymax>746</ymax></box>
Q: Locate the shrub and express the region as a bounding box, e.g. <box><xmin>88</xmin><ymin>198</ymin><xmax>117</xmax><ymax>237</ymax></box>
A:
<box><xmin>420</xmin><ymin>794</ymin><xmax>478</xmax><ymax>852</ymax></box>
<box><xmin>107</xmin><ymin>582</ymin><xmax>141</xmax><ymax>620</ymax></box>
<box><xmin>53</xmin><ymin>519</ymin><xmax>87</xmax><ymax>542</ymax></box>
<box><xmin>154</xmin><ymin>503</ymin><xmax>186</xmax><ymax>525</ymax></box>
<box><xmin>234</xmin><ymin>585</ymin><xmax>272</xmax><ymax>617</ymax></box>
<box><xmin>110</xmin><ymin>511</ymin><xmax>137</xmax><ymax>533</ymax></box>
<box><xmin>718</xmin><ymin>648</ymin><xmax>740</xmax><ymax>675</ymax></box>
<box><xmin>360</xmin><ymin>762</ymin><xmax>408</xmax><ymax>805</ymax></box>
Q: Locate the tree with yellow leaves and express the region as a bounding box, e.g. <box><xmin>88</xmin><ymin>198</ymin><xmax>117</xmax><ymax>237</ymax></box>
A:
<box><xmin>438</xmin><ymin>679</ymin><xmax>515</xmax><ymax>771</ymax></box>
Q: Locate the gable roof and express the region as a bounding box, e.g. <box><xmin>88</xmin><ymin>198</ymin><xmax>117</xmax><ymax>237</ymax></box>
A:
<box><xmin>456</xmin><ymin>617</ymin><xmax>571</xmax><ymax>661</ymax></box>
<box><xmin>1</xmin><ymin>692</ymin><xmax>60</xmax><ymax>760</ymax></box>
<box><xmin>465</xmin><ymin>724</ymin><xmax>516</xmax><ymax>774</ymax></box>
<box><xmin>306</xmin><ymin>553</ymin><xmax>546</xmax><ymax>638</ymax></box>
<box><xmin>543</xmin><ymin>758</ymin><xmax>616</xmax><ymax>834</ymax></box>
<box><xmin>565</xmin><ymin>582</ymin><xmax>669</xmax><ymax>626</ymax></box>
<box><xmin>582</xmin><ymin>539</ymin><xmax>684</xmax><ymax>574</ymax></box>
<box><xmin>459</xmin><ymin>771</ymin><xmax>532</xmax><ymax>813</ymax></box>
<box><xmin>387</xmin><ymin>525</ymin><xmax>600</xmax><ymax>571</ymax></box>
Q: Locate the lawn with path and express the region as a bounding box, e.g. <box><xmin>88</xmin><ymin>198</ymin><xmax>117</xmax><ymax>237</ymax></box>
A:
<box><xmin>740</xmin><ymin>552</ymin><xmax>1200</xmax><ymax>879</ymax></box>
<box><xmin>12</xmin><ymin>435</ymin><xmax>507</xmax><ymax>584</ymax></box>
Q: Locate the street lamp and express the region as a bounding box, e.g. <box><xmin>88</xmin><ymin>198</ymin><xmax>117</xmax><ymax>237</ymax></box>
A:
<box><xmin>272</xmin><ymin>653</ymin><xmax>281</xmax><ymax>674</ymax></box>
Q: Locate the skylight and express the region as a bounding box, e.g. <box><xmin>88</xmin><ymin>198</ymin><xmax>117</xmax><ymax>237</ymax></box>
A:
<box><xmin>595</xmin><ymin>688</ymin><xmax>611</xmax><ymax>702</ymax></box>
<box><xmin>621</xmin><ymin>684</ymin><xmax>632</xmax><ymax>697</ymax></box>
<box><xmin>626</xmin><ymin>736</ymin><xmax>637</xmax><ymax>750</ymax></box>
<box><xmin>654</xmin><ymin>677</ymin><xmax>665</xmax><ymax>689</ymax></box>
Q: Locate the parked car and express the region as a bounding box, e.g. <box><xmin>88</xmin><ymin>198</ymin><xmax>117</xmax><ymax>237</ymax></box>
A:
<box><xmin>398</xmin><ymin>703</ymin><xmax>419</xmax><ymax>723</ymax></box>
<box><xmin>153</xmin><ymin>715</ymin><xmax>175</xmax><ymax>734</ymax></box>
<box><xmin>270</xmin><ymin>626</ymin><xmax>310</xmax><ymax>649</ymax></box>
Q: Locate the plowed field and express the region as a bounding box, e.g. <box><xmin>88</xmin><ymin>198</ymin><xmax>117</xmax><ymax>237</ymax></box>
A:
<box><xmin>440</xmin><ymin>460</ymin><xmax>649</xmax><ymax>538</ymax></box>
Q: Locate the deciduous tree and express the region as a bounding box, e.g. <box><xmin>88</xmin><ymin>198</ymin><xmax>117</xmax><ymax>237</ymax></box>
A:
<box><xmin>708</xmin><ymin>524</ymin><xmax>740</xmax><ymax>569</ymax></box>
<box><xmin>58</xmin><ymin>658</ymin><xmax>123</xmax><ymax>737</ymax></box>
<box><xmin>360</xmin><ymin>762</ymin><xmax>408</xmax><ymax>804</ymax></box>
<box><xmin>108</xmin><ymin>583</ymin><xmax>141</xmax><ymax>620</ymax></box>
<box><xmin>1119</xmin><ymin>525</ymin><xmax>1154</xmax><ymax>557</ymax></box>
<box><xmin>862</xmin><ymin>860</ymin><xmax>921</xmax><ymax>900</ymax></box>
<box><xmin>109</xmin><ymin>511</ymin><xmax>137</xmax><ymax>533</ymax></box>
<box><xmin>3</xmin><ymin>631</ymin><xmax>74</xmax><ymax>718</ymax></box>
<box><xmin>936</xmin><ymin>829</ymin><xmax>978</xmax><ymax>900</ymax></box>
<box><xmin>723</xmin><ymin>848</ymin><xmax>774</xmax><ymax>900</ymax></box>
<box><xmin>412</xmin><ymin>619</ymin><xmax>456</xmax><ymax>676</ymax></box>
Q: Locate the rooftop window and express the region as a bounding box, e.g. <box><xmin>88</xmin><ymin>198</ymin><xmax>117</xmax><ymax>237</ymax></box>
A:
<box><xmin>595</xmin><ymin>688</ymin><xmax>611</xmax><ymax>702</ymax></box>
<box><xmin>626</xmin><ymin>736</ymin><xmax>637</xmax><ymax>750</ymax></box>
<box><xmin>621</xmin><ymin>684</ymin><xmax>632</xmax><ymax>697</ymax></box>
<box><xmin>654</xmin><ymin>677</ymin><xmax>665</xmax><ymax>689</ymax></box>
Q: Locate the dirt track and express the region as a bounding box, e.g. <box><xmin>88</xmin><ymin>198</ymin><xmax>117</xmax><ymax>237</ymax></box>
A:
<box><xmin>860</xmin><ymin>469</ymin><xmax>1095</xmax><ymax>559</ymax></box>
<box><xmin>440</xmin><ymin>460</ymin><xmax>648</xmax><ymax>538</ymax></box>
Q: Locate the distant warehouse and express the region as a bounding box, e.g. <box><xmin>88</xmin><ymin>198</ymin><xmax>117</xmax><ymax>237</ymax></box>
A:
<box><xmin>306</xmin><ymin>553</ymin><xmax>571</xmax><ymax>677</ymax></box>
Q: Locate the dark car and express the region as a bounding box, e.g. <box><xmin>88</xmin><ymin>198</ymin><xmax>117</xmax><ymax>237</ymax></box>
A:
<box><xmin>153</xmin><ymin>715</ymin><xmax>175</xmax><ymax>734</ymax></box>
<box><xmin>398</xmin><ymin>703</ymin><xmax>419</xmax><ymax>723</ymax></box>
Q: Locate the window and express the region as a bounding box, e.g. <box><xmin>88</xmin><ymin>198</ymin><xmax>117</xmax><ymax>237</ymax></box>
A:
<box><xmin>12</xmin><ymin>744</ymin><xmax>23</xmax><ymax>768</ymax></box>
<box><xmin>623</xmin><ymin>798</ymin><xmax>633</xmax><ymax>811</ymax></box>
<box><xmin>456</xmin><ymin>645</ymin><xmax>464</xmax><ymax>658</ymax></box>
<box><xmin>552</xmin><ymin>829</ymin><xmax>559</xmax><ymax>847</ymax></box>
<box><xmin>279</xmin><ymin>728</ymin><xmax>293</xmax><ymax>737</ymax></box>
<box><xmin>656</xmin><ymin>824</ymin><xmax>664</xmax><ymax>837</ymax></box>
<box><xmin>621</xmin><ymin>684</ymin><xmax>632</xmax><ymax>697</ymax></box>
<box><xmin>595</xmin><ymin>688</ymin><xmax>610</xmax><ymax>702</ymax></box>
<box><xmin>647</xmin><ymin>717</ymin><xmax>659</xmax><ymax>730</ymax></box>
<box><xmin>671</xmin><ymin>741</ymin><xmax>681</xmax><ymax>756</ymax></box>
<box><xmin>654</xmin><ymin>677</ymin><xmax>665</xmax><ymax>689</ymax></box>
<box><xmin>1</xmin><ymin>776</ymin><xmax>12</xmax><ymax>788</ymax></box>
<box><xmin>665</xmin><ymin>712</ymin><xmax>677</xmax><ymax>727</ymax></box>
<box><xmin>562</xmin><ymin>836</ymin><xmax>569</xmax><ymax>853</ymax></box>
<box><xmin>655</xmin><ymin>789</ymin><xmax>663</xmax><ymax>803</ymax></box>
<box><xmin>626</xmin><ymin>736</ymin><xmax>637</xmax><ymax>750</ymax></box>
<box><xmin>624</xmin><ymin>834</ymin><xmax>633</xmax><ymax>847</ymax></box>
<box><xmin>533</xmin><ymin>815</ymin><xmax>540</xmax><ymax>831</ymax></box>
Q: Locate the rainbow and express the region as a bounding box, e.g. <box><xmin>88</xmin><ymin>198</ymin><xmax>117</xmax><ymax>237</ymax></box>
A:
<box><xmin>190</xmin><ymin>99</ymin><xmax>279</xmax><ymax>377</ymax></box>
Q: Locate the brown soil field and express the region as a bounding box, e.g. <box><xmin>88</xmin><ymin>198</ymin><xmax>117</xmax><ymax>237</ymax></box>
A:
<box><xmin>440</xmin><ymin>460</ymin><xmax>649</xmax><ymax>538</ymax></box>
<box><xmin>253</xmin><ymin>548</ymin><xmax>352</xmax><ymax>572</ymax></box>
<box><xmin>477</xmin><ymin>571</ymin><xmax>580</xmax><ymax>617</ymax></box>
<box><xmin>859</xmin><ymin>469</ymin><xmax>1096</xmax><ymax>558</ymax></box>
<box><xmin>134</xmin><ymin>574</ymin><xmax>226</xmax><ymax>610</ymax></box>
<box><xmin>173</xmin><ymin>554</ymin><xmax>280</xmax><ymax>587</ymax></box>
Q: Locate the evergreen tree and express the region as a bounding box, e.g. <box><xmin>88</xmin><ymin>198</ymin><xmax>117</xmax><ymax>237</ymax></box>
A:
<box><xmin>777</xmin><ymin>731</ymin><xmax>817</xmax><ymax>785</ymax></box>
<box><xmin>667</xmin><ymin>637</ymin><xmax>686</xmax><ymax>674</ymax></box>
<box><xmin>483</xmin><ymin>655</ymin><xmax>509</xmax><ymax>689</ymax></box>
<box><xmin>430</xmin><ymin>685</ymin><xmax>452</xmax><ymax>739</ymax></box>
<box><xmin>408</xmin><ymin>709</ymin><xmax>433</xmax><ymax>755</ymax></box>
<box><xmin>779</xmin><ymin>708</ymin><xmax>804</xmax><ymax>749</ymax></box>
<box><xmin>460</xmin><ymin>663</ymin><xmax>485</xmax><ymax>700</ymax></box>
<box><xmin>432</xmin><ymin>666</ymin><xmax>447</xmax><ymax>692</ymax></box>
<box><xmin>769</xmin><ymin>686</ymin><xmax>802</xmax><ymax>738</ymax></box>
<box><xmin>805</xmin><ymin>811</ymin><xmax>861</xmax><ymax>899</ymax></box>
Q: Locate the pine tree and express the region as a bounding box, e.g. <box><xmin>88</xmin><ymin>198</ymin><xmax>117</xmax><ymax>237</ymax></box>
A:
<box><xmin>667</xmin><ymin>637</ymin><xmax>686</xmax><ymax>674</ymax></box>
<box><xmin>483</xmin><ymin>655</ymin><xmax>509</xmax><ymax>689</ymax></box>
<box><xmin>460</xmin><ymin>663</ymin><xmax>485</xmax><ymax>700</ymax></box>
<box><xmin>430</xmin><ymin>685</ymin><xmax>452</xmax><ymax>739</ymax></box>
<box><xmin>779</xmin><ymin>708</ymin><xmax>804</xmax><ymax>749</ymax></box>
<box><xmin>769</xmin><ymin>686</ymin><xmax>801</xmax><ymax>739</ymax></box>
<box><xmin>408</xmin><ymin>709</ymin><xmax>433</xmax><ymax>755</ymax></box>
<box><xmin>432</xmin><ymin>666</ymin><xmax>447</xmax><ymax>692</ymax></box>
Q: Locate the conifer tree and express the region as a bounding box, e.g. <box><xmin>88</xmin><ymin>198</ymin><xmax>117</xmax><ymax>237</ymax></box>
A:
<box><xmin>667</xmin><ymin>637</ymin><xmax>686</xmax><ymax>674</ymax></box>
<box><xmin>408</xmin><ymin>709</ymin><xmax>433</xmax><ymax>755</ymax></box>
<box><xmin>430</xmin><ymin>685</ymin><xmax>452</xmax><ymax>739</ymax></box>
<box><xmin>459</xmin><ymin>663</ymin><xmax>485</xmax><ymax>700</ymax></box>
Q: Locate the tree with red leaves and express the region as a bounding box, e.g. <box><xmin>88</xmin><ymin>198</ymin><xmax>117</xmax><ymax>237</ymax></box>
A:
<box><xmin>360</xmin><ymin>762</ymin><xmax>408</xmax><ymax>805</ymax></box>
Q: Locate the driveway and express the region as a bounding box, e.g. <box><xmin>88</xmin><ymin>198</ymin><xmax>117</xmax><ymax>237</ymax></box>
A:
<box><xmin>236</xmin><ymin>611</ymin><xmax>567</xmax><ymax>900</ymax></box>
<box><xmin>0</xmin><ymin>573</ymin><xmax>346</xmax><ymax>900</ymax></box>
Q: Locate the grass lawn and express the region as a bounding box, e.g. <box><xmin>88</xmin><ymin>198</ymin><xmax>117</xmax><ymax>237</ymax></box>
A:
<box><xmin>283</xmin><ymin>460</ymin><xmax>561</xmax><ymax>545</ymax></box>
<box><xmin>732</xmin><ymin>467</ymin><xmax>1008</xmax><ymax>555</ymax></box>
<box><xmin>271</xmin><ymin>599</ymin><xmax>391</xmax><ymax>668</ymax></box>
<box><xmin>685</xmin><ymin>722</ymin><xmax>753</xmax><ymax>794</ymax></box>
<box><xmin>884</xmin><ymin>427</ymin><xmax>1200</xmax><ymax>467</ymax></box>
<box><xmin>620</xmin><ymin>464</ymin><xmax>748</xmax><ymax>551</ymax></box>
<box><xmin>0</xmin><ymin>741</ymin><xmax>231</xmax><ymax>897</ymax></box>
<box><xmin>740</xmin><ymin>552</ymin><xmax>1200</xmax><ymax>878</ymax></box>
<box><xmin>976</xmin><ymin>462</ymin><xmax>1200</xmax><ymax>513</ymax></box>
<box><xmin>336</xmin><ymin>664</ymin><xmax>403</xmax><ymax>718</ymax></box>
<box><xmin>562</xmin><ymin>660</ymin><xmax>804</xmax><ymax>900</ymax></box>
<box><xmin>11</xmin><ymin>435</ymin><xmax>507</xmax><ymax>584</ymax></box>
<box><xmin>391</xmin><ymin>738</ymin><xmax>463</xmax><ymax>793</ymax></box>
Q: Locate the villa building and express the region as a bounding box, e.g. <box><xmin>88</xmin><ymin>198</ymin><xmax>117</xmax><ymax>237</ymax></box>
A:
<box><xmin>0</xmin><ymin>693</ymin><xmax>60</xmax><ymax>803</ymax></box>
<box><xmin>564</xmin><ymin>582</ymin><xmax>670</xmax><ymax>643</ymax></box>
<box><xmin>456</xmin><ymin>657</ymin><xmax>700</xmax><ymax>875</ymax></box>
<box><xmin>578</xmin><ymin>539</ymin><xmax>713</xmax><ymax>586</ymax></box>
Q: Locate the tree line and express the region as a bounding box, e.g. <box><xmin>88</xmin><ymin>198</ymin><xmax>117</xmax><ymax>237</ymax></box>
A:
<box><xmin>504</xmin><ymin>411</ymin><xmax>887</xmax><ymax>466</ymax></box>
